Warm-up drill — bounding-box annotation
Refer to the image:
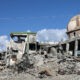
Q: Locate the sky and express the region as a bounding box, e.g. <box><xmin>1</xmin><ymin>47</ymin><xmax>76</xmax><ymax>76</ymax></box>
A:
<box><xmin>0</xmin><ymin>0</ymin><xmax>80</xmax><ymax>51</ymax></box>
<box><xmin>0</xmin><ymin>0</ymin><xmax>80</xmax><ymax>35</ymax></box>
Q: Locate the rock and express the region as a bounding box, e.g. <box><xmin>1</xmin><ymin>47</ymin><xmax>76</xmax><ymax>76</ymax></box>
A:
<box><xmin>34</xmin><ymin>54</ymin><xmax>44</xmax><ymax>67</ymax></box>
<box><xmin>38</xmin><ymin>68</ymin><xmax>57</xmax><ymax>78</ymax></box>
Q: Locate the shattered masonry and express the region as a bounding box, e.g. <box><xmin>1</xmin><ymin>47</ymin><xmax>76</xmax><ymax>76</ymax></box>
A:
<box><xmin>0</xmin><ymin>15</ymin><xmax>80</xmax><ymax>79</ymax></box>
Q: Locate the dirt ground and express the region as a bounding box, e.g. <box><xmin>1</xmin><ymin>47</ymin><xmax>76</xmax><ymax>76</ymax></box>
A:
<box><xmin>0</xmin><ymin>69</ymin><xmax>80</xmax><ymax>80</ymax></box>
<box><xmin>0</xmin><ymin>73</ymin><xmax>80</xmax><ymax>80</ymax></box>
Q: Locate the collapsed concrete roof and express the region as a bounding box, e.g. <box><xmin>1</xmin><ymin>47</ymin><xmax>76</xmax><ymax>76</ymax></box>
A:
<box><xmin>10</xmin><ymin>32</ymin><xmax>37</xmax><ymax>37</ymax></box>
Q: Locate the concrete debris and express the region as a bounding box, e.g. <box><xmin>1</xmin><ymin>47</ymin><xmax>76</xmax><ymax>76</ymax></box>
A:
<box><xmin>1</xmin><ymin>15</ymin><xmax>80</xmax><ymax>80</ymax></box>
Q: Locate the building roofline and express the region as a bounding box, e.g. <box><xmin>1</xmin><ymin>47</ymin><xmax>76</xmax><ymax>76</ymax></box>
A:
<box><xmin>10</xmin><ymin>32</ymin><xmax>37</xmax><ymax>36</ymax></box>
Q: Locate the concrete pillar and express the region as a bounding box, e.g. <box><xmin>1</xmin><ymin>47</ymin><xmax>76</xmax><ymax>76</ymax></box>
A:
<box><xmin>26</xmin><ymin>34</ymin><xmax>29</xmax><ymax>54</ymax></box>
<box><xmin>66</xmin><ymin>43</ymin><xmax>69</xmax><ymax>53</ymax></box>
<box><xmin>74</xmin><ymin>40</ymin><xmax>78</xmax><ymax>57</ymax></box>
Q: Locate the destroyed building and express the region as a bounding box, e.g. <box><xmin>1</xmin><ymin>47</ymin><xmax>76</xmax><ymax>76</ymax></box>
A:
<box><xmin>0</xmin><ymin>15</ymin><xmax>80</xmax><ymax>79</ymax></box>
<box><xmin>3</xmin><ymin>15</ymin><xmax>80</xmax><ymax>67</ymax></box>
<box><xmin>58</xmin><ymin>15</ymin><xmax>80</xmax><ymax>57</ymax></box>
<box><xmin>6</xmin><ymin>32</ymin><xmax>37</xmax><ymax>66</ymax></box>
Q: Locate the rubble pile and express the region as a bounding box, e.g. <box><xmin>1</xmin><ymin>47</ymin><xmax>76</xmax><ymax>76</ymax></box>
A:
<box><xmin>11</xmin><ymin>52</ymin><xmax>80</xmax><ymax>79</ymax></box>
<box><xmin>9</xmin><ymin>50</ymin><xmax>58</xmax><ymax>78</ymax></box>
<box><xmin>58</xmin><ymin>57</ymin><xmax>80</xmax><ymax>75</ymax></box>
<box><xmin>1</xmin><ymin>50</ymin><xmax>80</xmax><ymax>80</ymax></box>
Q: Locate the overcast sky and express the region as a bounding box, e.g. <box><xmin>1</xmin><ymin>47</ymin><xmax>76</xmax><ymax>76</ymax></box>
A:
<box><xmin>0</xmin><ymin>0</ymin><xmax>80</xmax><ymax>51</ymax></box>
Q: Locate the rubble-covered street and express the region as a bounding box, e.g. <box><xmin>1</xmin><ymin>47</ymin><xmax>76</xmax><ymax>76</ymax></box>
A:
<box><xmin>0</xmin><ymin>52</ymin><xmax>80</xmax><ymax>80</ymax></box>
<box><xmin>1</xmin><ymin>57</ymin><xmax>80</xmax><ymax>80</ymax></box>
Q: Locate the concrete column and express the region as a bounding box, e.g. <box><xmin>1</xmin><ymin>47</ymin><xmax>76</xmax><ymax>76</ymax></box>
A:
<box><xmin>74</xmin><ymin>40</ymin><xmax>78</xmax><ymax>57</ymax></box>
<box><xmin>27</xmin><ymin>34</ymin><xmax>29</xmax><ymax>54</ymax></box>
<box><xmin>66</xmin><ymin>43</ymin><xmax>69</xmax><ymax>53</ymax></box>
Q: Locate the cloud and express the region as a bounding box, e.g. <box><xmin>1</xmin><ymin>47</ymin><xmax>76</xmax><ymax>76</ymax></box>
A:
<box><xmin>0</xmin><ymin>29</ymin><xmax>67</xmax><ymax>51</ymax></box>
<box><xmin>0</xmin><ymin>36</ymin><xmax>9</xmax><ymax>51</ymax></box>
<box><xmin>37</xmin><ymin>29</ymin><xmax>67</xmax><ymax>42</ymax></box>
<box><xmin>27</xmin><ymin>30</ymin><xmax>31</xmax><ymax>32</ymax></box>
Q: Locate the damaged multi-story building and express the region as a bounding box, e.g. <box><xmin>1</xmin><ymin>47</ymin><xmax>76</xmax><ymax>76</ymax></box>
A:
<box><xmin>6</xmin><ymin>32</ymin><xmax>37</xmax><ymax>66</ymax></box>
